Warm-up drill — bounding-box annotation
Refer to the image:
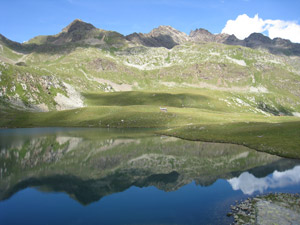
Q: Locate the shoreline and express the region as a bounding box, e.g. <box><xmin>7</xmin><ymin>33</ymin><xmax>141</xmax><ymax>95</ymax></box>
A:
<box><xmin>228</xmin><ymin>193</ymin><xmax>300</xmax><ymax>224</ymax></box>
<box><xmin>1</xmin><ymin>125</ymin><xmax>300</xmax><ymax>160</ymax></box>
<box><xmin>156</xmin><ymin>131</ymin><xmax>300</xmax><ymax>160</ymax></box>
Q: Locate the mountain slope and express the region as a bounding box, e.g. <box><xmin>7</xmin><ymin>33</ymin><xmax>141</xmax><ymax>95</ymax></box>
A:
<box><xmin>1</xmin><ymin>19</ymin><xmax>300</xmax><ymax>158</ymax></box>
<box><xmin>27</xmin><ymin>19</ymin><xmax>127</xmax><ymax>48</ymax></box>
<box><xmin>224</xmin><ymin>32</ymin><xmax>300</xmax><ymax>56</ymax></box>
<box><xmin>126</xmin><ymin>25</ymin><xmax>189</xmax><ymax>49</ymax></box>
<box><xmin>1</xmin><ymin>20</ymin><xmax>300</xmax><ymax>114</ymax></box>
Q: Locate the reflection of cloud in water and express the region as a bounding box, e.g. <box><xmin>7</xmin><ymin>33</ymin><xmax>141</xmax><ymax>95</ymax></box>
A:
<box><xmin>227</xmin><ymin>166</ymin><xmax>300</xmax><ymax>195</ymax></box>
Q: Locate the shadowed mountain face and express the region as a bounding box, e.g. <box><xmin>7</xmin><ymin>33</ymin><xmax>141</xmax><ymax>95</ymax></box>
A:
<box><xmin>190</xmin><ymin>29</ymin><xmax>300</xmax><ymax>56</ymax></box>
<box><xmin>1</xmin><ymin>19</ymin><xmax>300</xmax><ymax>118</ymax></box>
<box><xmin>126</xmin><ymin>25</ymin><xmax>189</xmax><ymax>49</ymax></box>
<box><xmin>45</xmin><ymin>19</ymin><xmax>97</xmax><ymax>44</ymax></box>
<box><xmin>1</xmin><ymin>19</ymin><xmax>299</xmax><ymax>55</ymax></box>
<box><xmin>22</xmin><ymin>19</ymin><xmax>127</xmax><ymax>48</ymax></box>
<box><xmin>189</xmin><ymin>28</ymin><xmax>230</xmax><ymax>43</ymax></box>
<box><xmin>225</xmin><ymin>33</ymin><xmax>300</xmax><ymax>56</ymax></box>
<box><xmin>62</xmin><ymin>19</ymin><xmax>96</xmax><ymax>33</ymax></box>
<box><xmin>0</xmin><ymin>128</ymin><xmax>299</xmax><ymax>205</ymax></box>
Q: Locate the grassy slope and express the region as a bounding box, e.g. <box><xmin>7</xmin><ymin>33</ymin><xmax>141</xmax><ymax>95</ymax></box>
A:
<box><xmin>158</xmin><ymin>121</ymin><xmax>300</xmax><ymax>159</ymax></box>
<box><xmin>1</xmin><ymin>40</ymin><xmax>300</xmax><ymax>158</ymax></box>
<box><xmin>1</xmin><ymin>90</ymin><xmax>300</xmax><ymax>159</ymax></box>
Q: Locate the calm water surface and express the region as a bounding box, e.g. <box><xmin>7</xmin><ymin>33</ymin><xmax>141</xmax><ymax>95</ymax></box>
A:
<box><xmin>0</xmin><ymin>128</ymin><xmax>299</xmax><ymax>225</ymax></box>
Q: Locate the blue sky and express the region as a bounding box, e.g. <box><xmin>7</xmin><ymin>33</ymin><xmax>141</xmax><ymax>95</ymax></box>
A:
<box><xmin>1</xmin><ymin>0</ymin><xmax>300</xmax><ymax>43</ymax></box>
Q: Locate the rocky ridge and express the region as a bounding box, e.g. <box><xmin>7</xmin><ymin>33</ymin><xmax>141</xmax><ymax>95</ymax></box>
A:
<box><xmin>1</xmin><ymin>19</ymin><xmax>300</xmax><ymax>114</ymax></box>
<box><xmin>189</xmin><ymin>28</ymin><xmax>229</xmax><ymax>43</ymax></box>
<box><xmin>126</xmin><ymin>25</ymin><xmax>189</xmax><ymax>49</ymax></box>
<box><xmin>2</xmin><ymin>19</ymin><xmax>299</xmax><ymax>56</ymax></box>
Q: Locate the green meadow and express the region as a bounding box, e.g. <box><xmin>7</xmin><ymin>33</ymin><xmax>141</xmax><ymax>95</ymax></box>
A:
<box><xmin>1</xmin><ymin>89</ymin><xmax>300</xmax><ymax>159</ymax></box>
<box><xmin>1</xmin><ymin>24</ymin><xmax>300</xmax><ymax>159</ymax></box>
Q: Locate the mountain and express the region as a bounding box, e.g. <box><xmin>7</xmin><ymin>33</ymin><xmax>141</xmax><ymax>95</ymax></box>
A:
<box><xmin>189</xmin><ymin>28</ymin><xmax>229</xmax><ymax>43</ymax></box>
<box><xmin>190</xmin><ymin>29</ymin><xmax>300</xmax><ymax>56</ymax></box>
<box><xmin>225</xmin><ymin>33</ymin><xmax>300</xmax><ymax>56</ymax></box>
<box><xmin>27</xmin><ymin>19</ymin><xmax>98</xmax><ymax>45</ymax></box>
<box><xmin>0</xmin><ymin>19</ymin><xmax>300</xmax><ymax>140</ymax></box>
<box><xmin>1</xmin><ymin>19</ymin><xmax>300</xmax><ymax>55</ymax></box>
<box><xmin>126</xmin><ymin>25</ymin><xmax>189</xmax><ymax>49</ymax></box>
<box><xmin>0</xmin><ymin>19</ymin><xmax>126</xmax><ymax>52</ymax></box>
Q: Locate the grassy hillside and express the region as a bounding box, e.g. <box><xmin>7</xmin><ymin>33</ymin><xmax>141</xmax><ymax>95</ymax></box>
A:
<box><xmin>1</xmin><ymin>31</ymin><xmax>300</xmax><ymax>158</ymax></box>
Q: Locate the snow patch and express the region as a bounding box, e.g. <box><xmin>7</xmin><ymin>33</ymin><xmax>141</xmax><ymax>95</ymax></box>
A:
<box><xmin>292</xmin><ymin>112</ymin><xmax>300</xmax><ymax>117</ymax></box>
<box><xmin>80</xmin><ymin>69</ymin><xmax>133</xmax><ymax>91</ymax></box>
<box><xmin>251</xmin><ymin>74</ymin><xmax>255</xmax><ymax>84</ymax></box>
<box><xmin>161</xmin><ymin>81</ymin><xmax>177</xmax><ymax>87</ymax></box>
<box><xmin>268</xmin><ymin>59</ymin><xmax>281</xmax><ymax>64</ymax></box>
<box><xmin>34</xmin><ymin>103</ymin><xmax>49</xmax><ymax>112</ymax></box>
<box><xmin>249</xmin><ymin>86</ymin><xmax>269</xmax><ymax>93</ymax></box>
<box><xmin>94</xmin><ymin>78</ymin><xmax>133</xmax><ymax>91</ymax></box>
<box><xmin>54</xmin><ymin>82</ymin><xmax>84</xmax><ymax>111</ymax></box>
<box><xmin>210</xmin><ymin>52</ymin><xmax>220</xmax><ymax>56</ymax></box>
<box><xmin>232</xmin><ymin>97</ymin><xmax>250</xmax><ymax>107</ymax></box>
<box><xmin>225</xmin><ymin>56</ymin><xmax>246</xmax><ymax>66</ymax></box>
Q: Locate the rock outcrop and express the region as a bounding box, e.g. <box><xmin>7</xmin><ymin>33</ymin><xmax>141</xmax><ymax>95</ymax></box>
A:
<box><xmin>223</xmin><ymin>32</ymin><xmax>300</xmax><ymax>56</ymax></box>
<box><xmin>189</xmin><ymin>28</ymin><xmax>300</xmax><ymax>56</ymax></box>
<box><xmin>26</xmin><ymin>19</ymin><xmax>127</xmax><ymax>47</ymax></box>
<box><xmin>126</xmin><ymin>25</ymin><xmax>189</xmax><ymax>49</ymax></box>
<box><xmin>1</xmin><ymin>19</ymin><xmax>300</xmax><ymax>55</ymax></box>
<box><xmin>189</xmin><ymin>28</ymin><xmax>229</xmax><ymax>43</ymax></box>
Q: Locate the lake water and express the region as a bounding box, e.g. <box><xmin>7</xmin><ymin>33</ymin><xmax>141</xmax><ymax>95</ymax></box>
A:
<box><xmin>0</xmin><ymin>128</ymin><xmax>300</xmax><ymax>225</ymax></box>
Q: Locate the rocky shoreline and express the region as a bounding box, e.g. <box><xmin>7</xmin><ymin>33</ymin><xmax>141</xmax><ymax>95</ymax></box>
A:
<box><xmin>228</xmin><ymin>193</ymin><xmax>300</xmax><ymax>225</ymax></box>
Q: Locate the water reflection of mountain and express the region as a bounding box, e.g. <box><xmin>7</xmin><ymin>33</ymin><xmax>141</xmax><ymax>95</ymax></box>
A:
<box><xmin>0</xmin><ymin>128</ymin><xmax>299</xmax><ymax>205</ymax></box>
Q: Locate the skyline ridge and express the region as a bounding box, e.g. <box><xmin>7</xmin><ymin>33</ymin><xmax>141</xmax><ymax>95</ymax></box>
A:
<box><xmin>1</xmin><ymin>18</ymin><xmax>298</xmax><ymax>46</ymax></box>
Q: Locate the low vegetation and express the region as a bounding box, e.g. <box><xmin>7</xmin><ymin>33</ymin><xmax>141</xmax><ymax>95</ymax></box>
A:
<box><xmin>1</xmin><ymin>21</ymin><xmax>300</xmax><ymax>159</ymax></box>
<box><xmin>1</xmin><ymin>90</ymin><xmax>300</xmax><ymax>159</ymax></box>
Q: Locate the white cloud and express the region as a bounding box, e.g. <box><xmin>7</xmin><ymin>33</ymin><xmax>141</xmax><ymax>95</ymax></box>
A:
<box><xmin>222</xmin><ymin>14</ymin><xmax>300</xmax><ymax>43</ymax></box>
<box><xmin>227</xmin><ymin>165</ymin><xmax>300</xmax><ymax>195</ymax></box>
<box><xmin>222</xmin><ymin>14</ymin><xmax>266</xmax><ymax>40</ymax></box>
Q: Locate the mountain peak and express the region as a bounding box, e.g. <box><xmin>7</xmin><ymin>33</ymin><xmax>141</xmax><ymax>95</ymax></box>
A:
<box><xmin>62</xmin><ymin>19</ymin><xmax>95</xmax><ymax>33</ymax></box>
<box><xmin>189</xmin><ymin>28</ymin><xmax>214</xmax><ymax>42</ymax></box>
<box><xmin>190</xmin><ymin>28</ymin><xmax>212</xmax><ymax>36</ymax></box>
<box><xmin>245</xmin><ymin>33</ymin><xmax>271</xmax><ymax>44</ymax></box>
<box><xmin>149</xmin><ymin>25</ymin><xmax>181</xmax><ymax>35</ymax></box>
<box><xmin>154</xmin><ymin>25</ymin><xmax>176</xmax><ymax>31</ymax></box>
<box><xmin>126</xmin><ymin>25</ymin><xmax>189</xmax><ymax>49</ymax></box>
<box><xmin>149</xmin><ymin>25</ymin><xmax>189</xmax><ymax>43</ymax></box>
<box><xmin>189</xmin><ymin>28</ymin><xmax>230</xmax><ymax>43</ymax></box>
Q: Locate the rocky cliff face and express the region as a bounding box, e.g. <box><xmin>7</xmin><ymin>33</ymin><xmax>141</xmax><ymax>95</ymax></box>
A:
<box><xmin>2</xmin><ymin>19</ymin><xmax>300</xmax><ymax>56</ymax></box>
<box><xmin>189</xmin><ymin>29</ymin><xmax>300</xmax><ymax>56</ymax></box>
<box><xmin>62</xmin><ymin>19</ymin><xmax>96</xmax><ymax>33</ymax></box>
<box><xmin>26</xmin><ymin>19</ymin><xmax>127</xmax><ymax>47</ymax></box>
<box><xmin>222</xmin><ymin>32</ymin><xmax>300</xmax><ymax>56</ymax></box>
<box><xmin>126</xmin><ymin>24</ymin><xmax>300</xmax><ymax>56</ymax></box>
<box><xmin>1</xmin><ymin>19</ymin><xmax>300</xmax><ymax>114</ymax></box>
<box><xmin>189</xmin><ymin>28</ymin><xmax>229</xmax><ymax>43</ymax></box>
<box><xmin>126</xmin><ymin>25</ymin><xmax>189</xmax><ymax>49</ymax></box>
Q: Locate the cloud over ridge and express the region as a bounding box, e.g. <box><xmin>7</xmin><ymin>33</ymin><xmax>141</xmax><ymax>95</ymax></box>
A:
<box><xmin>227</xmin><ymin>166</ymin><xmax>300</xmax><ymax>195</ymax></box>
<box><xmin>222</xmin><ymin>14</ymin><xmax>300</xmax><ymax>43</ymax></box>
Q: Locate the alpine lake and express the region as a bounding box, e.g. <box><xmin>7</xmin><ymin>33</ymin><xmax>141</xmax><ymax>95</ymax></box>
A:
<box><xmin>0</xmin><ymin>128</ymin><xmax>299</xmax><ymax>225</ymax></box>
